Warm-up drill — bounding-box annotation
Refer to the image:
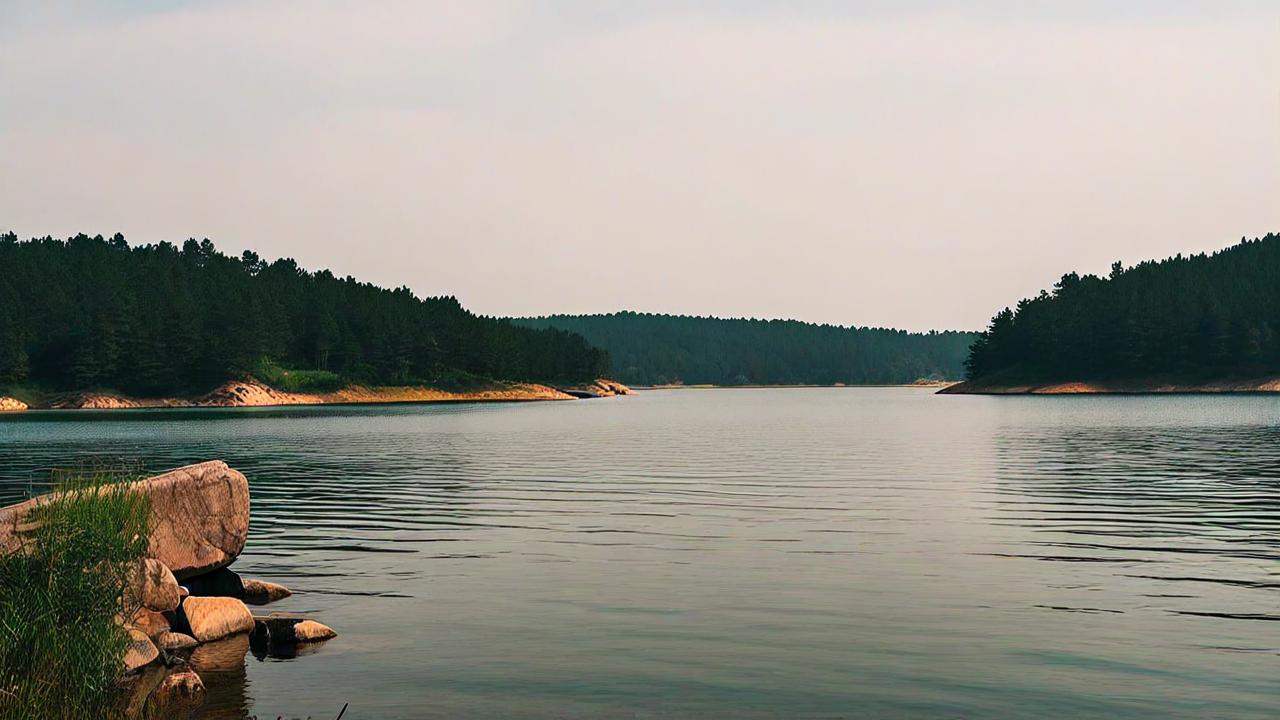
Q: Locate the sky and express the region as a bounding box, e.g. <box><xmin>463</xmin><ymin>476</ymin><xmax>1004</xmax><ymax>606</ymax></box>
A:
<box><xmin>1</xmin><ymin>1</ymin><xmax>1277</xmax><ymax>332</ymax></box>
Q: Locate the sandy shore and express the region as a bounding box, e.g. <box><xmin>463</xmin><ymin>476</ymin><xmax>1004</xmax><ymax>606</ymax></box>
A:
<box><xmin>938</xmin><ymin>377</ymin><xmax>1280</xmax><ymax>395</ymax></box>
<box><xmin>13</xmin><ymin>377</ymin><xmax>631</xmax><ymax>411</ymax></box>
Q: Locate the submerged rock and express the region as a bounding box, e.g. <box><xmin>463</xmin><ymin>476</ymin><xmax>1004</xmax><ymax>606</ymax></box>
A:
<box><xmin>180</xmin><ymin>596</ymin><xmax>255</xmax><ymax>642</ymax></box>
<box><xmin>146</xmin><ymin>670</ymin><xmax>206</xmax><ymax>717</ymax></box>
<box><xmin>187</xmin><ymin>633</ymin><xmax>250</xmax><ymax>674</ymax></box>
<box><xmin>293</xmin><ymin>620</ymin><xmax>337</xmax><ymax>643</ymax></box>
<box><xmin>242</xmin><ymin>578</ymin><xmax>291</xmax><ymax>605</ymax></box>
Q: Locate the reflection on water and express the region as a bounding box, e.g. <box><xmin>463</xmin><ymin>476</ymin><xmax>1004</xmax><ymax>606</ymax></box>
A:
<box><xmin>0</xmin><ymin>390</ymin><xmax>1277</xmax><ymax>719</ymax></box>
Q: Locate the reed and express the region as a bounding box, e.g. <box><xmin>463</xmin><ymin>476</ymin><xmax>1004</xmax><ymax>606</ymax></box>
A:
<box><xmin>0</xmin><ymin>469</ymin><xmax>150</xmax><ymax>720</ymax></box>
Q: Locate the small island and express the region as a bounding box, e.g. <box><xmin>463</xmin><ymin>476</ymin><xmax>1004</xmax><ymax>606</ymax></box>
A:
<box><xmin>944</xmin><ymin>234</ymin><xmax>1280</xmax><ymax>394</ymax></box>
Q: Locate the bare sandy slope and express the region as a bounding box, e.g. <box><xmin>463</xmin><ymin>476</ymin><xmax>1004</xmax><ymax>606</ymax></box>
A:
<box><xmin>34</xmin><ymin>377</ymin><xmax>612</xmax><ymax>410</ymax></box>
<box><xmin>939</xmin><ymin>377</ymin><xmax>1280</xmax><ymax>395</ymax></box>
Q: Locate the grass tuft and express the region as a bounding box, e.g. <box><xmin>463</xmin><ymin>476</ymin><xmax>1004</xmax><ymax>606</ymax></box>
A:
<box><xmin>0</xmin><ymin>468</ymin><xmax>150</xmax><ymax>720</ymax></box>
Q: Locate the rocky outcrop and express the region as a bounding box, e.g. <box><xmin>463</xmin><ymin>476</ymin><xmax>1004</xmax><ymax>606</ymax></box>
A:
<box><xmin>0</xmin><ymin>396</ymin><xmax>26</xmax><ymax>411</ymax></box>
<box><xmin>558</xmin><ymin>378</ymin><xmax>633</xmax><ymax>398</ymax></box>
<box><xmin>46</xmin><ymin>393</ymin><xmax>143</xmax><ymax>409</ymax></box>
<box><xmin>179</xmin><ymin>596</ymin><xmax>255</xmax><ymax>643</ymax></box>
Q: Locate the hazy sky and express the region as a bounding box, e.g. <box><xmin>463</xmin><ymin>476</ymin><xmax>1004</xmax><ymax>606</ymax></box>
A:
<box><xmin>1</xmin><ymin>1</ymin><xmax>1276</xmax><ymax>331</ymax></box>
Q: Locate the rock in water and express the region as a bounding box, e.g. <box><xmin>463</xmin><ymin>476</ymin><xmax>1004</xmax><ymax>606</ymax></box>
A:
<box><xmin>155</xmin><ymin>631</ymin><xmax>199</xmax><ymax>651</ymax></box>
<box><xmin>0</xmin><ymin>460</ymin><xmax>250</xmax><ymax>580</ymax></box>
<box><xmin>146</xmin><ymin>670</ymin><xmax>206</xmax><ymax>716</ymax></box>
<box><xmin>135</xmin><ymin>461</ymin><xmax>250</xmax><ymax>579</ymax></box>
<box><xmin>180</xmin><ymin>596</ymin><xmax>255</xmax><ymax>642</ymax></box>
<box><xmin>0</xmin><ymin>397</ymin><xmax>26</xmax><ymax>412</ymax></box>
<box><xmin>123</xmin><ymin>628</ymin><xmax>159</xmax><ymax>672</ymax></box>
<box><xmin>182</xmin><ymin>567</ymin><xmax>246</xmax><ymax>598</ymax></box>
<box><xmin>126</xmin><ymin>558</ymin><xmax>182</xmax><ymax>613</ymax></box>
<box><xmin>293</xmin><ymin>620</ymin><xmax>337</xmax><ymax>643</ymax></box>
<box><xmin>242</xmin><ymin>578</ymin><xmax>291</xmax><ymax>605</ymax></box>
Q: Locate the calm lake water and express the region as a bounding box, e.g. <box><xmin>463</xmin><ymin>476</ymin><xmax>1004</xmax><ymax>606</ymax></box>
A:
<box><xmin>1</xmin><ymin>388</ymin><xmax>1277</xmax><ymax>719</ymax></box>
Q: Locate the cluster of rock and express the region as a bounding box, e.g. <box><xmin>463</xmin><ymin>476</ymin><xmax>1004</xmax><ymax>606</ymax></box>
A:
<box><xmin>0</xmin><ymin>460</ymin><xmax>336</xmax><ymax>717</ymax></box>
<box><xmin>557</xmin><ymin>378</ymin><xmax>634</xmax><ymax>398</ymax></box>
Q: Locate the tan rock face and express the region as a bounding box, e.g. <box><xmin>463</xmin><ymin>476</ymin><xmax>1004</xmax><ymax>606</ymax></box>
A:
<box><xmin>123</xmin><ymin>628</ymin><xmax>159</xmax><ymax>672</ymax></box>
<box><xmin>242</xmin><ymin>578</ymin><xmax>292</xmax><ymax>605</ymax></box>
<box><xmin>293</xmin><ymin>620</ymin><xmax>337</xmax><ymax>643</ymax></box>
<box><xmin>155</xmin><ymin>631</ymin><xmax>199</xmax><ymax>651</ymax></box>
<box><xmin>129</xmin><ymin>607</ymin><xmax>170</xmax><ymax>639</ymax></box>
<box><xmin>182</xmin><ymin>596</ymin><xmax>254</xmax><ymax>642</ymax></box>
<box><xmin>0</xmin><ymin>397</ymin><xmax>26</xmax><ymax>412</ymax></box>
<box><xmin>0</xmin><ymin>461</ymin><xmax>250</xmax><ymax>580</ymax></box>
<box><xmin>126</xmin><ymin>558</ymin><xmax>182</xmax><ymax>612</ymax></box>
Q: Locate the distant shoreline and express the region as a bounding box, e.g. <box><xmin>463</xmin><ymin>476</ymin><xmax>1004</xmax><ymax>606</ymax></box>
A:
<box><xmin>632</xmin><ymin>381</ymin><xmax>958</xmax><ymax>390</ymax></box>
<box><xmin>0</xmin><ymin>378</ymin><xmax>631</xmax><ymax>412</ymax></box>
<box><xmin>939</xmin><ymin>377</ymin><xmax>1280</xmax><ymax>395</ymax></box>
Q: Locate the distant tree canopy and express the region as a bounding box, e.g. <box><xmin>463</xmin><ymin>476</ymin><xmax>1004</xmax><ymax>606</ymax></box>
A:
<box><xmin>512</xmin><ymin>312</ymin><xmax>977</xmax><ymax>386</ymax></box>
<box><xmin>965</xmin><ymin>234</ymin><xmax>1280</xmax><ymax>383</ymax></box>
<box><xmin>0</xmin><ymin>233</ymin><xmax>607</xmax><ymax>393</ymax></box>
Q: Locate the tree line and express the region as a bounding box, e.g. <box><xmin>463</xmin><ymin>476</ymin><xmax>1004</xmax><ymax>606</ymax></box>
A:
<box><xmin>964</xmin><ymin>233</ymin><xmax>1280</xmax><ymax>383</ymax></box>
<box><xmin>0</xmin><ymin>233</ymin><xmax>607</xmax><ymax>394</ymax></box>
<box><xmin>513</xmin><ymin>312</ymin><xmax>976</xmax><ymax>386</ymax></box>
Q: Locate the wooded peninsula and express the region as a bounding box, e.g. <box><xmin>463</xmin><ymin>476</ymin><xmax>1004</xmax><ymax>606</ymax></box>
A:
<box><xmin>946</xmin><ymin>233</ymin><xmax>1280</xmax><ymax>394</ymax></box>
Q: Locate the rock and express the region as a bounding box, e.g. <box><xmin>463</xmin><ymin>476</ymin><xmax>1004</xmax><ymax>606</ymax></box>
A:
<box><xmin>0</xmin><ymin>397</ymin><xmax>26</xmax><ymax>412</ymax></box>
<box><xmin>242</xmin><ymin>578</ymin><xmax>291</xmax><ymax>605</ymax></box>
<box><xmin>180</xmin><ymin>596</ymin><xmax>254</xmax><ymax>642</ymax></box>
<box><xmin>155</xmin><ymin>631</ymin><xmax>199</xmax><ymax>651</ymax></box>
<box><xmin>129</xmin><ymin>607</ymin><xmax>171</xmax><ymax>639</ymax></box>
<box><xmin>146</xmin><ymin>670</ymin><xmax>206</xmax><ymax>716</ymax></box>
<box><xmin>188</xmin><ymin>633</ymin><xmax>250</xmax><ymax>674</ymax></box>
<box><xmin>126</xmin><ymin>558</ymin><xmax>182</xmax><ymax>613</ymax></box>
<box><xmin>183</xmin><ymin>567</ymin><xmax>245</xmax><ymax>598</ymax></box>
<box><xmin>293</xmin><ymin>620</ymin><xmax>337</xmax><ymax>643</ymax></box>
<box><xmin>123</xmin><ymin>628</ymin><xmax>159</xmax><ymax>672</ymax></box>
<box><xmin>0</xmin><ymin>461</ymin><xmax>250</xmax><ymax>580</ymax></box>
<box><xmin>251</xmin><ymin>612</ymin><xmax>304</xmax><ymax>642</ymax></box>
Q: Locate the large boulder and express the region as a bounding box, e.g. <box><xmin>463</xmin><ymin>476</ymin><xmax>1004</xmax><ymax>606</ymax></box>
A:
<box><xmin>294</xmin><ymin>620</ymin><xmax>337</xmax><ymax>643</ymax></box>
<box><xmin>179</xmin><ymin>596</ymin><xmax>255</xmax><ymax>642</ymax></box>
<box><xmin>129</xmin><ymin>607</ymin><xmax>171</xmax><ymax>639</ymax></box>
<box><xmin>0</xmin><ymin>461</ymin><xmax>249</xmax><ymax>580</ymax></box>
<box><xmin>0</xmin><ymin>397</ymin><xmax>26</xmax><ymax>412</ymax></box>
<box><xmin>155</xmin><ymin>631</ymin><xmax>199</xmax><ymax>651</ymax></box>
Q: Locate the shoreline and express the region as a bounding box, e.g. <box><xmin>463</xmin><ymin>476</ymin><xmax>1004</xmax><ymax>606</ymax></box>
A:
<box><xmin>939</xmin><ymin>377</ymin><xmax>1280</xmax><ymax>395</ymax></box>
<box><xmin>632</xmin><ymin>381</ymin><xmax>957</xmax><ymax>390</ymax></box>
<box><xmin>0</xmin><ymin>378</ymin><xmax>631</xmax><ymax>412</ymax></box>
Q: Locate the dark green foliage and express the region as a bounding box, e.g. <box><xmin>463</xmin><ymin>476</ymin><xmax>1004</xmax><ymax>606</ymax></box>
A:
<box><xmin>964</xmin><ymin>234</ymin><xmax>1280</xmax><ymax>383</ymax></box>
<box><xmin>0</xmin><ymin>470</ymin><xmax>151</xmax><ymax>720</ymax></box>
<box><xmin>513</xmin><ymin>313</ymin><xmax>976</xmax><ymax>386</ymax></box>
<box><xmin>0</xmin><ymin>233</ymin><xmax>608</xmax><ymax>394</ymax></box>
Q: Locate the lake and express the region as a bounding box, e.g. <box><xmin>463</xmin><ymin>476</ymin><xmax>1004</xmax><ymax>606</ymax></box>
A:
<box><xmin>1</xmin><ymin>388</ymin><xmax>1277</xmax><ymax>718</ymax></box>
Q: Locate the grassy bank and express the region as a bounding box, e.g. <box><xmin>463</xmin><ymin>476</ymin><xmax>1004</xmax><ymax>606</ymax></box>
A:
<box><xmin>0</xmin><ymin>470</ymin><xmax>150</xmax><ymax>720</ymax></box>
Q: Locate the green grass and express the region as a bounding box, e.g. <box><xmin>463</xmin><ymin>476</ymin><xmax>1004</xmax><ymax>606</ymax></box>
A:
<box><xmin>253</xmin><ymin>358</ymin><xmax>346</xmax><ymax>393</ymax></box>
<box><xmin>0</xmin><ymin>469</ymin><xmax>151</xmax><ymax>720</ymax></box>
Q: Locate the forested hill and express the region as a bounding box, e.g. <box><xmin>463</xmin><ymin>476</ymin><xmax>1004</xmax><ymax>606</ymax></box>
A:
<box><xmin>962</xmin><ymin>233</ymin><xmax>1280</xmax><ymax>386</ymax></box>
<box><xmin>0</xmin><ymin>233</ymin><xmax>607</xmax><ymax>394</ymax></box>
<box><xmin>512</xmin><ymin>313</ymin><xmax>977</xmax><ymax>386</ymax></box>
